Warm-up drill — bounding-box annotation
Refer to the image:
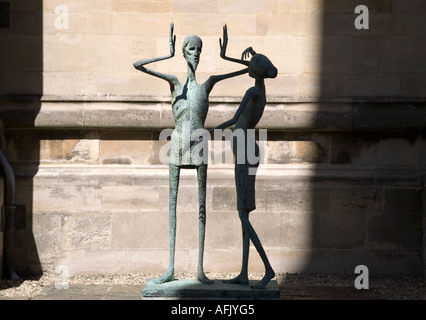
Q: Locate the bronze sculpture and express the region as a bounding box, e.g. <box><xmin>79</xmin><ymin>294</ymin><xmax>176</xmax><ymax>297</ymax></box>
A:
<box><xmin>133</xmin><ymin>23</ymin><xmax>249</xmax><ymax>284</ymax></box>
<box><xmin>211</xmin><ymin>47</ymin><xmax>278</xmax><ymax>289</ymax></box>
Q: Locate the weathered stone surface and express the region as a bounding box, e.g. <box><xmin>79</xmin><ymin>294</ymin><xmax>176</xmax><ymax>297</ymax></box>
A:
<box><xmin>384</xmin><ymin>188</ymin><xmax>422</xmax><ymax>214</ymax></box>
<box><xmin>111</xmin><ymin>0</ymin><xmax>170</xmax><ymax>12</ymax></box>
<box><xmin>368</xmin><ymin>213</ymin><xmax>423</xmax><ymax>250</ymax></box>
<box><xmin>320</xmin><ymin>211</ymin><xmax>367</xmax><ymax>248</ymax></box>
<box><xmin>31</xmin><ymin>213</ymin><xmax>62</xmax><ymax>267</ymax></box>
<box><xmin>63</xmin><ymin>212</ymin><xmax>112</xmax><ymax>250</ymax></box>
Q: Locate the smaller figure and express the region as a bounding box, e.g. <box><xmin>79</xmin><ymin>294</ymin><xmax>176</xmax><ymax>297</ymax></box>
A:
<box><xmin>211</xmin><ymin>47</ymin><xmax>278</xmax><ymax>289</ymax></box>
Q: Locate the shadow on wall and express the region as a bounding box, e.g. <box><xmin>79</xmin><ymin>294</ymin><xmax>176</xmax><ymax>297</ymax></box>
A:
<box><xmin>304</xmin><ymin>0</ymin><xmax>426</xmax><ymax>276</ymax></box>
<box><xmin>0</xmin><ymin>0</ymin><xmax>43</xmax><ymax>278</ymax></box>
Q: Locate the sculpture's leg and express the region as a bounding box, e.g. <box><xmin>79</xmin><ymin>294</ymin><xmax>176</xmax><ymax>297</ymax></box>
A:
<box><xmin>196</xmin><ymin>164</ymin><xmax>214</xmax><ymax>284</ymax></box>
<box><xmin>223</xmin><ymin>162</ymin><xmax>253</xmax><ymax>285</ymax></box>
<box><xmin>223</xmin><ymin>216</ymin><xmax>250</xmax><ymax>285</ymax></box>
<box><xmin>154</xmin><ymin>164</ymin><xmax>180</xmax><ymax>284</ymax></box>
<box><xmin>238</xmin><ymin>209</ymin><xmax>275</xmax><ymax>289</ymax></box>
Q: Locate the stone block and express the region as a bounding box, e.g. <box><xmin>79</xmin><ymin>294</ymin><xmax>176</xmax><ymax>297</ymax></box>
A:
<box><xmin>205</xmin><ymin>211</ymin><xmax>242</xmax><ymax>249</ymax></box>
<box><xmin>123</xmin><ymin>249</ymin><xmax>192</xmax><ymax>274</ymax></box>
<box><xmin>43</xmin><ymin>12</ymin><xmax>114</xmax><ymax>35</ymax></box>
<box><xmin>259</xmin><ymin>188</ymin><xmax>314</xmax><ymax>213</ymax></box>
<box><xmin>403</xmin><ymin>13</ymin><xmax>426</xmax><ymax>36</ymax></box>
<box><xmin>219</xmin><ymin>0</ymin><xmax>269</xmax><ymax>13</ymax></box>
<box><xmin>57</xmin><ymin>167</ymin><xmax>133</xmax><ymax>187</ymax></box>
<box><xmin>3</xmin><ymin>131</ymin><xmax>40</xmax><ymax>164</ymax></box>
<box><xmin>319</xmin><ymin>0</ymin><xmax>392</xmax><ymax>13</ymax></box>
<box><xmin>327</xmin><ymin>131</ymin><xmax>363</xmax><ymax>165</ymax></box>
<box><xmin>384</xmin><ymin>188</ymin><xmax>422</xmax><ymax>214</ymax></box>
<box><xmin>270</xmin><ymin>0</ymin><xmax>307</xmax><ymax>13</ymax></box>
<box><xmin>257</xmin><ymin>13</ymin><xmax>322</xmax><ymax>37</ymax></box>
<box><xmin>61</xmin><ymin>250</ymin><xmax>126</xmax><ymax>275</ymax></box>
<box><xmin>343</xmin><ymin>74</ymin><xmax>401</xmax><ymax>97</ymax></box>
<box><xmin>100</xmin><ymin>135</ymin><xmax>152</xmax><ymax>165</ymax></box>
<box><xmin>266</xmin><ymin>140</ymin><xmax>325</xmax><ymax>164</ymax></box>
<box><xmin>43</xmin><ymin>34</ymin><xmax>87</xmax><ymax>72</ymax></box>
<box><xmin>0</xmin><ymin>35</ymin><xmax>42</xmax><ymax>73</ymax></box>
<box><xmin>401</xmin><ymin>74</ymin><xmax>426</xmax><ymax>97</ymax></box>
<box><xmin>63</xmin><ymin>212</ymin><xmax>112</xmax><ymax>250</ymax></box>
<box><xmin>171</xmin><ymin>0</ymin><xmax>218</xmax><ymax>13</ymax></box>
<box><xmin>368</xmin><ymin>213</ymin><xmax>423</xmax><ymax>250</ymax></box>
<box><xmin>261</xmin><ymin>74</ymin><xmax>298</xmax><ymax>98</ymax></box>
<box><xmin>43</xmin><ymin>0</ymin><xmax>111</xmax><ymax>13</ymax></box>
<box><xmin>131</xmin><ymin>35</ymin><xmax>157</xmax><ymax>56</ymax></box>
<box><xmin>179</xmin><ymin>13</ymin><xmax>228</xmax><ymax>36</ymax></box>
<box><xmin>33</xmin><ymin>185</ymin><xmax>102</xmax><ymax>213</ymax></box>
<box><xmin>35</xmin><ymin>102</ymin><xmax>84</xmax><ymax>129</ymax></box>
<box><xmin>40</xmin><ymin>139</ymin><xmax>63</xmax><ymax>161</ymax></box>
<box><xmin>32</xmin><ymin>213</ymin><xmax>62</xmax><ymax>266</ymax></box>
<box><xmin>324</xmin><ymin>13</ymin><xmax>404</xmax><ymax>37</ymax></box>
<box><xmin>83</xmin><ymin>35</ymin><xmax>134</xmax><ymax>73</ymax></box>
<box><xmin>113</xmin><ymin>13</ymin><xmax>173</xmax><ymax>35</ymax></box>
<box><xmin>10</xmin><ymin>0</ymin><xmax>40</xmax><ymax>11</ymax></box>
<box><xmin>226</xmin><ymin>14</ymin><xmax>257</xmax><ymax>36</ymax></box>
<box><xmin>381</xmin><ymin>37</ymin><xmax>426</xmax><ymax>73</ymax></box>
<box><xmin>320</xmin><ymin>211</ymin><xmax>367</xmax><ymax>249</ymax></box>
<box><xmin>111</xmin><ymin>211</ymin><xmax>169</xmax><ymax>250</ymax></box>
<box><xmin>111</xmin><ymin>0</ymin><xmax>170</xmax><ymax>12</ymax></box>
<box><xmin>374</xmin><ymin>138</ymin><xmax>418</xmax><ymax>166</ymax></box>
<box><xmin>83</xmin><ymin>102</ymin><xmax>162</xmax><ymax>129</ymax></box>
<box><xmin>249</xmin><ymin>211</ymin><xmax>316</xmax><ymax>250</ymax></box>
<box><xmin>102</xmin><ymin>185</ymin><xmax>162</xmax><ymax>212</ymax></box>
<box><xmin>62</xmin><ymin>139</ymin><xmax>100</xmax><ymax>163</ymax></box>
<box><xmin>352</xmin><ymin>104</ymin><xmax>426</xmax><ymax>131</ymax></box>
<box><xmin>350</xmin><ymin>37</ymin><xmax>381</xmax><ymax>74</ymax></box>
<box><xmin>392</xmin><ymin>0</ymin><xmax>426</xmax><ymax>12</ymax></box>
<box><xmin>212</xmin><ymin>187</ymin><xmax>236</xmax><ymax>211</ymax></box>
<box><xmin>329</xmin><ymin>188</ymin><xmax>381</xmax><ymax>214</ymax></box>
<box><xmin>291</xmin><ymin>140</ymin><xmax>325</xmax><ymax>164</ymax></box>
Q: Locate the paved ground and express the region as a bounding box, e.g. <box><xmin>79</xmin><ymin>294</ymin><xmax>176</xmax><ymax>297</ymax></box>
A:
<box><xmin>0</xmin><ymin>282</ymin><xmax>384</xmax><ymax>300</ymax></box>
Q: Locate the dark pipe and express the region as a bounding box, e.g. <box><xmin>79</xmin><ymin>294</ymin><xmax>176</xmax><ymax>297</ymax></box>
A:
<box><xmin>0</xmin><ymin>149</ymin><xmax>19</xmax><ymax>280</ymax></box>
<box><xmin>0</xmin><ymin>117</ymin><xmax>19</xmax><ymax>280</ymax></box>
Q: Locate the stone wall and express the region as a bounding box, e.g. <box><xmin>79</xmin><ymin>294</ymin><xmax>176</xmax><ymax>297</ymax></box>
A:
<box><xmin>0</xmin><ymin>0</ymin><xmax>425</xmax><ymax>277</ymax></box>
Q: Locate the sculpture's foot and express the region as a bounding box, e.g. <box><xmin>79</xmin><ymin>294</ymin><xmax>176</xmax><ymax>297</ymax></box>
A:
<box><xmin>197</xmin><ymin>272</ymin><xmax>214</xmax><ymax>285</ymax></box>
<box><xmin>251</xmin><ymin>269</ymin><xmax>275</xmax><ymax>290</ymax></box>
<box><xmin>222</xmin><ymin>274</ymin><xmax>249</xmax><ymax>285</ymax></box>
<box><xmin>153</xmin><ymin>268</ymin><xmax>175</xmax><ymax>284</ymax></box>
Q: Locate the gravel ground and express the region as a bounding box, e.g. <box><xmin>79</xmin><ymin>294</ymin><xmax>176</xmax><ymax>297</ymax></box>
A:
<box><xmin>1</xmin><ymin>272</ymin><xmax>425</xmax><ymax>300</ymax></box>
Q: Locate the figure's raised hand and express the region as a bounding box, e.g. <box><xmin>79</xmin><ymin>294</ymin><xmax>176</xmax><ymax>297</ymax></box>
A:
<box><xmin>219</xmin><ymin>24</ymin><xmax>228</xmax><ymax>58</ymax></box>
<box><xmin>241</xmin><ymin>47</ymin><xmax>257</xmax><ymax>60</ymax></box>
<box><xmin>169</xmin><ymin>22</ymin><xmax>176</xmax><ymax>57</ymax></box>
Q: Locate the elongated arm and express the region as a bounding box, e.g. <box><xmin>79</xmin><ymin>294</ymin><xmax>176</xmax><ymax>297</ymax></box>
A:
<box><xmin>209</xmin><ymin>87</ymin><xmax>259</xmax><ymax>133</ymax></box>
<box><xmin>133</xmin><ymin>56</ymin><xmax>177</xmax><ymax>83</ymax></box>
<box><xmin>219</xmin><ymin>25</ymin><xmax>250</xmax><ymax>67</ymax></box>
<box><xmin>133</xmin><ymin>23</ymin><xmax>178</xmax><ymax>85</ymax></box>
<box><xmin>205</xmin><ymin>67</ymin><xmax>249</xmax><ymax>94</ymax></box>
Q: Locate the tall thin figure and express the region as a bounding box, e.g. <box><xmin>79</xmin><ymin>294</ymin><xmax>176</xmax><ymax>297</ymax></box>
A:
<box><xmin>133</xmin><ymin>23</ymin><xmax>249</xmax><ymax>284</ymax></box>
<box><xmin>211</xmin><ymin>47</ymin><xmax>278</xmax><ymax>289</ymax></box>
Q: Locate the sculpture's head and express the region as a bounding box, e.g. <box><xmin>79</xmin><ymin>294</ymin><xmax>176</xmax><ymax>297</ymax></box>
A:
<box><xmin>249</xmin><ymin>54</ymin><xmax>278</xmax><ymax>79</ymax></box>
<box><xmin>182</xmin><ymin>35</ymin><xmax>203</xmax><ymax>71</ymax></box>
